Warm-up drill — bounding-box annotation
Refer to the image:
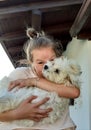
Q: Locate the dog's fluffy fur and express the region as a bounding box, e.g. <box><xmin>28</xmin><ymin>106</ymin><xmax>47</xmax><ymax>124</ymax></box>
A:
<box><xmin>0</xmin><ymin>57</ymin><xmax>81</xmax><ymax>127</ymax></box>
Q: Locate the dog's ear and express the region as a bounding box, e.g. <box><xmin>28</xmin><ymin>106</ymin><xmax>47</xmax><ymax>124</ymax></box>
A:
<box><xmin>69</xmin><ymin>63</ymin><xmax>81</xmax><ymax>75</ymax></box>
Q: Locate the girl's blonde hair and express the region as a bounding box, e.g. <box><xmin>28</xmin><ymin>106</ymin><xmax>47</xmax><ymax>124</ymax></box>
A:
<box><xmin>24</xmin><ymin>28</ymin><xmax>63</xmax><ymax>63</ymax></box>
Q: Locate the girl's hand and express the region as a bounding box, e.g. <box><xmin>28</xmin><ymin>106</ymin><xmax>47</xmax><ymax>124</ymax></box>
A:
<box><xmin>8</xmin><ymin>78</ymin><xmax>36</xmax><ymax>91</ymax></box>
<box><xmin>13</xmin><ymin>95</ymin><xmax>52</xmax><ymax>122</ymax></box>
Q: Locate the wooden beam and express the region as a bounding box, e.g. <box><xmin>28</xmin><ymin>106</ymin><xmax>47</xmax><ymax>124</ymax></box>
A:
<box><xmin>0</xmin><ymin>22</ymin><xmax>71</xmax><ymax>41</ymax></box>
<box><xmin>0</xmin><ymin>31</ymin><xmax>26</xmax><ymax>41</ymax></box>
<box><xmin>44</xmin><ymin>23</ymin><xmax>72</xmax><ymax>34</ymax></box>
<box><xmin>78</xmin><ymin>30</ymin><xmax>91</xmax><ymax>39</ymax></box>
<box><xmin>8</xmin><ymin>46</ymin><xmax>22</xmax><ymax>55</ymax></box>
<box><xmin>70</xmin><ymin>0</ymin><xmax>91</xmax><ymax>37</ymax></box>
<box><xmin>0</xmin><ymin>0</ymin><xmax>83</xmax><ymax>17</ymax></box>
<box><xmin>31</xmin><ymin>10</ymin><xmax>41</xmax><ymax>31</ymax></box>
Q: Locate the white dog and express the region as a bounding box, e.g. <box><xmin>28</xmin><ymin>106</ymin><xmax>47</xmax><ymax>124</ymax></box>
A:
<box><xmin>0</xmin><ymin>57</ymin><xmax>81</xmax><ymax>127</ymax></box>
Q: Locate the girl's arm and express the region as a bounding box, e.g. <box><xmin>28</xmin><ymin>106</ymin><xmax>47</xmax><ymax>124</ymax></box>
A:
<box><xmin>8</xmin><ymin>77</ymin><xmax>80</xmax><ymax>99</ymax></box>
<box><xmin>34</xmin><ymin>78</ymin><xmax>80</xmax><ymax>99</ymax></box>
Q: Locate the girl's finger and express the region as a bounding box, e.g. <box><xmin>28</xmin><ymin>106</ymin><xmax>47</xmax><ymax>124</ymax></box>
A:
<box><xmin>36</xmin><ymin>107</ymin><xmax>52</xmax><ymax>114</ymax></box>
<box><xmin>24</xmin><ymin>95</ymin><xmax>38</xmax><ymax>103</ymax></box>
<box><xmin>35</xmin><ymin>97</ymin><xmax>50</xmax><ymax>107</ymax></box>
<box><xmin>8</xmin><ymin>82</ymin><xmax>16</xmax><ymax>91</ymax></box>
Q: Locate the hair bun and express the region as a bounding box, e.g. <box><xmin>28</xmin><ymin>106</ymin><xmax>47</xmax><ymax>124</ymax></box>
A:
<box><xmin>26</xmin><ymin>27</ymin><xmax>45</xmax><ymax>39</ymax></box>
<box><xmin>26</xmin><ymin>28</ymin><xmax>37</xmax><ymax>39</ymax></box>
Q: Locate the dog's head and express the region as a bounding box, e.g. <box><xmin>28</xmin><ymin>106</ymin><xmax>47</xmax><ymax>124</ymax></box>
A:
<box><xmin>42</xmin><ymin>57</ymin><xmax>69</xmax><ymax>83</ymax></box>
<box><xmin>42</xmin><ymin>57</ymin><xmax>82</xmax><ymax>85</ymax></box>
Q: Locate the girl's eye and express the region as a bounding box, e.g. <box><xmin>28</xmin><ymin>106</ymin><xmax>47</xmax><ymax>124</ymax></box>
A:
<box><xmin>38</xmin><ymin>62</ymin><xmax>44</xmax><ymax>64</ymax></box>
<box><xmin>50</xmin><ymin>59</ymin><xmax>54</xmax><ymax>61</ymax></box>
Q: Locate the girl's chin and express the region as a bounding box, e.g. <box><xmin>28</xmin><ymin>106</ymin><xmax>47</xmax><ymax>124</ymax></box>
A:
<box><xmin>38</xmin><ymin>73</ymin><xmax>43</xmax><ymax>78</ymax></box>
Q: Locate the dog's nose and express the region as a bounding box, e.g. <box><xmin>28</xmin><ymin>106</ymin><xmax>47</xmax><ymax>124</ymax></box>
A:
<box><xmin>44</xmin><ymin>65</ymin><xmax>48</xmax><ymax>70</ymax></box>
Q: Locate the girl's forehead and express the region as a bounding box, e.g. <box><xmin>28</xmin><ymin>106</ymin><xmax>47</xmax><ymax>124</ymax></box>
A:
<box><xmin>32</xmin><ymin>47</ymin><xmax>55</xmax><ymax>55</ymax></box>
<box><xmin>32</xmin><ymin>47</ymin><xmax>56</xmax><ymax>60</ymax></box>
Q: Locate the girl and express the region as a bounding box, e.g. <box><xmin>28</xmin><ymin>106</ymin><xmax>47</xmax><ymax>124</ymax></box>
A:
<box><xmin>0</xmin><ymin>28</ymin><xmax>80</xmax><ymax>130</ymax></box>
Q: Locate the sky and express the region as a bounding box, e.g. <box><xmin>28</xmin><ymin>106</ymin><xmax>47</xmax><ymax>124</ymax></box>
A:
<box><xmin>0</xmin><ymin>43</ymin><xmax>14</xmax><ymax>79</ymax></box>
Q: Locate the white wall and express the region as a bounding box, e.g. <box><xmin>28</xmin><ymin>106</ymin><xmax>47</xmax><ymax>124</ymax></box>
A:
<box><xmin>88</xmin><ymin>42</ymin><xmax>91</xmax><ymax>129</ymax></box>
<box><xmin>0</xmin><ymin>43</ymin><xmax>14</xmax><ymax>79</ymax></box>
<box><xmin>64</xmin><ymin>38</ymin><xmax>90</xmax><ymax>130</ymax></box>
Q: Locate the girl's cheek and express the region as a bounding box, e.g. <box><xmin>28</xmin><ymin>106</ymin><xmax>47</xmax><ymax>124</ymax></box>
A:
<box><xmin>39</xmin><ymin>67</ymin><xmax>43</xmax><ymax>75</ymax></box>
<box><xmin>36</xmin><ymin>65</ymin><xmax>42</xmax><ymax>71</ymax></box>
<box><xmin>39</xmin><ymin>67</ymin><xmax>43</xmax><ymax>73</ymax></box>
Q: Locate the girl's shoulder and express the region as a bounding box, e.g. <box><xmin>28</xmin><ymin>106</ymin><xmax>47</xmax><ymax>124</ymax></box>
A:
<box><xmin>8</xmin><ymin>67</ymin><xmax>33</xmax><ymax>80</ymax></box>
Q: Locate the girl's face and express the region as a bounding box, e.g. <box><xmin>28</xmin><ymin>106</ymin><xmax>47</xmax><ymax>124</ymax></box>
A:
<box><xmin>31</xmin><ymin>47</ymin><xmax>56</xmax><ymax>77</ymax></box>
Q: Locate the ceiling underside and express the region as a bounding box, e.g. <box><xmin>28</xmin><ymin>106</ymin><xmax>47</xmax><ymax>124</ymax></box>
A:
<box><xmin>0</xmin><ymin>0</ymin><xmax>91</xmax><ymax>67</ymax></box>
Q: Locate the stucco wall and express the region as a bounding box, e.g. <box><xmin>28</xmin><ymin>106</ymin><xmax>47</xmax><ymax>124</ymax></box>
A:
<box><xmin>64</xmin><ymin>38</ymin><xmax>90</xmax><ymax>130</ymax></box>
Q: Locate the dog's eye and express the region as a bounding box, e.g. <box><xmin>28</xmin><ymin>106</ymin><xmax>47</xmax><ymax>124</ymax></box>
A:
<box><xmin>55</xmin><ymin>69</ymin><xmax>60</xmax><ymax>74</ymax></box>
